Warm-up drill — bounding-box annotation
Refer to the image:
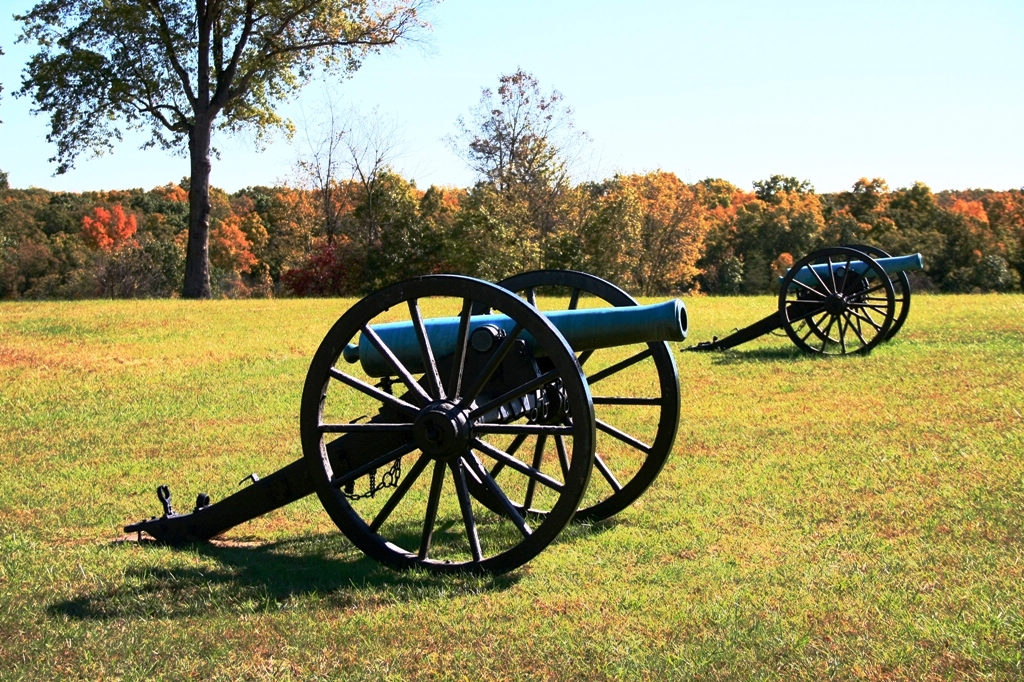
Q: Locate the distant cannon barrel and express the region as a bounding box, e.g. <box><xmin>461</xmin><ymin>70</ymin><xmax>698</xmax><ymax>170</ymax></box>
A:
<box><xmin>343</xmin><ymin>298</ymin><xmax>688</xmax><ymax>377</ymax></box>
<box><xmin>787</xmin><ymin>252</ymin><xmax>923</xmax><ymax>287</ymax></box>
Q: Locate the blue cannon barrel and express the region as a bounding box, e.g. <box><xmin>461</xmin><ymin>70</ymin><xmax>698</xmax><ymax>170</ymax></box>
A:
<box><xmin>788</xmin><ymin>253</ymin><xmax>923</xmax><ymax>286</ymax></box>
<box><xmin>343</xmin><ymin>298</ymin><xmax>688</xmax><ymax>377</ymax></box>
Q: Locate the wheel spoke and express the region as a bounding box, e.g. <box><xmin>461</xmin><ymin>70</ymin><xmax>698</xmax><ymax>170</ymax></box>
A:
<box><xmin>806</xmin><ymin>311</ymin><xmax>832</xmax><ymax>340</ymax></box>
<box><xmin>859</xmin><ymin>281</ymin><xmax>891</xmax><ymax>297</ymax></box>
<box><xmin>596</xmin><ymin>417</ymin><xmax>653</xmax><ymax>454</ymax></box>
<box><xmin>827</xmin><ymin>256</ymin><xmax>839</xmax><ymax>292</ymax></box>
<box><xmin>593</xmin><ymin>451</ymin><xmax>623</xmax><ymax>492</ymax></box>
<box><xmin>592</xmin><ymin>396</ymin><xmax>662</xmax><ymax>406</ymax></box>
<box><xmin>370</xmin><ymin>453</ymin><xmax>432</xmax><ymax>531</ymax></box>
<box><xmin>418</xmin><ymin>460</ymin><xmax>446</xmax><ymax>560</ymax></box>
<box><xmin>408</xmin><ymin>298</ymin><xmax>445</xmax><ymax>401</ymax></box>
<box><xmin>360</xmin><ymin>323</ymin><xmax>431</xmax><ymax>405</ymax></box>
<box><xmin>554</xmin><ymin>434</ymin><xmax>571</xmax><ymax>481</ymax></box>
<box><xmin>568</xmin><ymin>287</ymin><xmax>581</xmax><ymax>310</ymax></box>
<box><xmin>804</xmin><ymin>262</ymin><xmax>833</xmax><ymax>294</ymax></box>
<box><xmin>790</xmin><ymin>277</ymin><xmax>830</xmax><ymax>298</ymax></box>
<box><xmin>837</xmin><ymin>312</ymin><xmax>848</xmax><ymax>353</ymax></box>
<box><xmin>522</xmin><ymin>434</ymin><xmax>547</xmax><ymax>511</ymax></box>
<box><xmin>486</xmin><ymin>432</ymin><xmax>528</xmax><ymax>480</ymax></box>
<box><xmin>845</xmin><ymin>310</ymin><xmax>868</xmax><ymax>346</ymax></box>
<box><xmin>799</xmin><ymin>320</ymin><xmax>818</xmax><ymax>343</ymax></box>
<box><xmin>319</xmin><ymin>422</ymin><xmax>413</xmax><ymax>434</ymax></box>
<box><xmin>474</xmin><ymin>423</ymin><xmax>574</xmax><ymax>436</ymax></box>
<box><xmin>451</xmin><ymin>459</ymin><xmax>483</xmax><ymax>563</ymax></box>
<box><xmin>446</xmin><ymin>298</ymin><xmax>474</xmax><ymax>399</ymax></box>
<box><xmin>462</xmin><ymin>453</ymin><xmax>532</xmax><ymax>537</ymax></box>
<box><xmin>819</xmin><ymin>313</ymin><xmax>838</xmax><ymax>343</ymax></box>
<box><xmin>472</xmin><ymin>437</ymin><xmax>565</xmax><ymax>492</ymax></box>
<box><xmin>848</xmin><ymin>305</ymin><xmax>885</xmax><ymax>331</ymax></box>
<box><xmin>327</xmin><ymin>367</ymin><xmax>420</xmax><ymax>418</ymax></box>
<box><xmin>587</xmin><ymin>347</ymin><xmax>654</xmax><ymax>385</ymax></box>
<box><xmin>852</xmin><ymin>300</ymin><xmax>892</xmax><ymax>317</ymax></box>
<box><xmin>837</xmin><ymin>257</ymin><xmax>852</xmax><ymax>293</ymax></box>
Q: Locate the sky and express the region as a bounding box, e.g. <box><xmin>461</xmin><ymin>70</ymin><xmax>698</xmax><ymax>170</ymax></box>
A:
<box><xmin>0</xmin><ymin>0</ymin><xmax>1022</xmax><ymax>194</ymax></box>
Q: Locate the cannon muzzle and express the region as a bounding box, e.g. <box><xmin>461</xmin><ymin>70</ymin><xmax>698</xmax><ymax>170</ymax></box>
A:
<box><xmin>344</xmin><ymin>298</ymin><xmax>688</xmax><ymax>377</ymax></box>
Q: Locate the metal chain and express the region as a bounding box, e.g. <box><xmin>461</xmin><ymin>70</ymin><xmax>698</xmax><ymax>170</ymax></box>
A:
<box><xmin>341</xmin><ymin>457</ymin><xmax>403</xmax><ymax>501</ymax></box>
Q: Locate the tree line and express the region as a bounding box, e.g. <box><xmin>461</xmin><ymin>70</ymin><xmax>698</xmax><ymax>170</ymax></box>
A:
<box><xmin>1</xmin><ymin>170</ymin><xmax>1021</xmax><ymax>300</ymax></box>
<box><xmin>9</xmin><ymin>3</ymin><xmax>1021</xmax><ymax>301</ymax></box>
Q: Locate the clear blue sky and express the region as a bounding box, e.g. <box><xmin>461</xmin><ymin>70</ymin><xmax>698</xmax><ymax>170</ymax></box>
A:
<box><xmin>1</xmin><ymin>0</ymin><xmax>1022</xmax><ymax>194</ymax></box>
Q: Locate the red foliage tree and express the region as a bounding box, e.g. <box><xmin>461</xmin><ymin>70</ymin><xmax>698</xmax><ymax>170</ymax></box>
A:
<box><xmin>81</xmin><ymin>205</ymin><xmax>138</xmax><ymax>251</ymax></box>
<box><xmin>280</xmin><ymin>237</ymin><xmax>361</xmax><ymax>296</ymax></box>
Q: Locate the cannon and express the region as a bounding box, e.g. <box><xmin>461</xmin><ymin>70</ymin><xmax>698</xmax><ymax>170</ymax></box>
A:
<box><xmin>691</xmin><ymin>245</ymin><xmax>923</xmax><ymax>355</ymax></box>
<box><xmin>126</xmin><ymin>271</ymin><xmax>686</xmax><ymax>574</ymax></box>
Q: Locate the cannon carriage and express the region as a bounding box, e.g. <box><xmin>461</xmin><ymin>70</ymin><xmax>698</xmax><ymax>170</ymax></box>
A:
<box><xmin>128</xmin><ymin>271</ymin><xmax>686</xmax><ymax>575</ymax></box>
<box><xmin>691</xmin><ymin>245</ymin><xmax>923</xmax><ymax>355</ymax></box>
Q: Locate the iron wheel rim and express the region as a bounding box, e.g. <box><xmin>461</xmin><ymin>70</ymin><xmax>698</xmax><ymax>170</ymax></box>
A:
<box><xmin>300</xmin><ymin>274</ymin><xmax>595</xmax><ymax>574</ymax></box>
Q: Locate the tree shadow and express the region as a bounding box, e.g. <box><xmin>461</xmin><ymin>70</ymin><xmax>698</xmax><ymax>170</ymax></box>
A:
<box><xmin>49</xmin><ymin>532</ymin><xmax>521</xmax><ymax>621</ymax></box>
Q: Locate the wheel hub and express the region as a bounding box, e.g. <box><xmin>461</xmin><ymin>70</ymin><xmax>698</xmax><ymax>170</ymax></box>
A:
<box><xmin>825</xmin><ymin>293</ymin><xmax>847</xmax><ymax>316</ymax></box>
<box><xmin>414</xmin><ymin>401</ymin><xmax>471</xmax><ymax>460</ymax></box>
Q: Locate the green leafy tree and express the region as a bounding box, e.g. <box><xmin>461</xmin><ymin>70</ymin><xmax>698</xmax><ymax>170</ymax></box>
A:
<box><xmin>360</xmin><ymin>171</ymin><xmax>440</xmax><ymax>290</ymax></box>
<box><xmin>732</xmin><ymin>180</ymin><xmax>826</xmax><ymax>292</ymax></box>
<box><xmin>752</xmin><ymin>174</ymin><xmax>814</xmax><ymax>204</ymax></box>
<box><xmin>452</xmin><ymin>70</ymin><xmax>586</xmax><ymax>265</ymax></box>
<box><xmin>16</xmin><ymin>0</ymin><xmax>431</xmax><ymax>298</ymax></box>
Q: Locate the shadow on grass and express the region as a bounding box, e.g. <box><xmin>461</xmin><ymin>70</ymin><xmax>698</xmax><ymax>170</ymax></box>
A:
<box><xmin>48</xmin><ymin>532</ymin><xmax>521</xmax><ymax>621</ymax></box>
<box><xmin>685</xmin><ymin>343</ymin><xmax>811</xmax><ymax>365</ymax></box>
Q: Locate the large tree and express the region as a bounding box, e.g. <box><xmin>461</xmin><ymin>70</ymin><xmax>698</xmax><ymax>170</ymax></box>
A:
<box><xmin>16</xmin><ymin>0</ymin><xmax>431</xmax><ymax>298</ymax></box>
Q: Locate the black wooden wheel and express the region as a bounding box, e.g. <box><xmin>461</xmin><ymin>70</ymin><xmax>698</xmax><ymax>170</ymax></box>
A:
<box><xmin>779</xmin><ymin>247</ymin><xmax>896</xmax><ymax>355</ymax></box>
<box><xmin>300</xmin><ymin>275</ymin><xmax>595</xmax><ymax>574</ymax></box>
<box><xmin>481</xmin><ymin>270</ymin><xmax>681</xmax><ymax>522</ymax></box>
<box><xmin>842</xmin><ymin>244</ymin><xmax>912</xmax><ymax>340</ymax></box>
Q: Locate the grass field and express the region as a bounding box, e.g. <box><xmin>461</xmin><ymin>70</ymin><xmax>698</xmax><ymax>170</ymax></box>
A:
<box><xmin>1</xmin><ymin>293</ymin><xmax>1022</xmax><ymax>680</ymax></box>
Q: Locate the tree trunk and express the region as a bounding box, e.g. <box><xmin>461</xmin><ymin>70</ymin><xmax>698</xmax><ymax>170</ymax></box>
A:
<box><xmin>183</xmin><ymin>121</ymin><xmax>213</xmax><ymax>298</ymax></box>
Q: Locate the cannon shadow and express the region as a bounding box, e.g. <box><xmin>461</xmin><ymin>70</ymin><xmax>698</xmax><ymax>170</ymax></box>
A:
<box><xmin>690</xmin><ymin>345</ymin><xmax>812</xmax><ymax>365</ymax></box>
<box><xmin>48</xmin><ymin>533</ymin><xmax>521</xmax><ymax>621</ymax></box>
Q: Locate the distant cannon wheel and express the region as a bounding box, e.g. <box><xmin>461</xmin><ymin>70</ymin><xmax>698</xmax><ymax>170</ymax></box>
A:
<box><xmin>300</xmin><ymin>275</ymin><xmax>595</xmax><ymax>575</ymax></box>
<box><xmin>475</xmin><ymin>270</ymin><xmax>680</xmax><ymax>522</ymax></box>
<box><xmin>780</xmin><ymin>247</ymin><xmax>896</xmax><ymax>355</ymax></box>
<box><xmin>842</xmin><ymin>244</ymin><xmax>912</xmax><ymax>340</ymax></box>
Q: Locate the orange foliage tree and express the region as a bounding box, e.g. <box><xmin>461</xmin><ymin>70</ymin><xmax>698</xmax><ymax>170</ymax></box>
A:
<box><xmin>210</xmin><ymin>215</ymin><xmax>257</xmax><ymax>274</ymax></box>
<box><xmin>81</xmin><ymin>205</ymin><xmax>137</xmax><ymax>251</ymax></box>
<box><xmin>607</xmin><ymin>171</ymin><xmax>711</xmax><ymax>294</ymax></box>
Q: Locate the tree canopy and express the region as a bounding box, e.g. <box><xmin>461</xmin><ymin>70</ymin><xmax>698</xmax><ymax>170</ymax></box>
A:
<box><xmin>16</xmin><ymin>0</ymin><xmax>432</xmax><ymax>297</ymax></box>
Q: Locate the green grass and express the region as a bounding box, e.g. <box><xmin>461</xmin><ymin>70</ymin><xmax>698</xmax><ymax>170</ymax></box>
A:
<box><xmin>1</xmin><ymin>293</ymin><xmax>1022</xmax><ymax>680</ymax></box>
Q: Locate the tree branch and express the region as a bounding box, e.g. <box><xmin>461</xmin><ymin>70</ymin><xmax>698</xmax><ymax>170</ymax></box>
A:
<box><xmin>210</xmin><ymin>0</ymin><xmax>255</xmax><ymax>113</ymax></box>
<box><xmin>144</xmin><ymin>0</ymin><xmax>197</xmax><ymax>109</ymax></box>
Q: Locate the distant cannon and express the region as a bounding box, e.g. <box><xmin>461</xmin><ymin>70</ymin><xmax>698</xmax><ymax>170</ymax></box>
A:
<box><xmin>127</xmin><ymin>271</ymin><xmax>685</xmax><ymax>574</ymax></box>
<box><xmin>691</xmin><ymin>245</ymin><xmax>923</xmax><ymax>355</ymax></box>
